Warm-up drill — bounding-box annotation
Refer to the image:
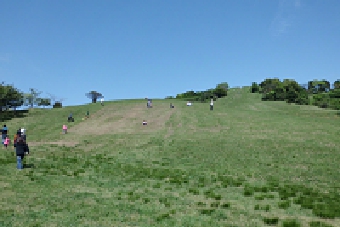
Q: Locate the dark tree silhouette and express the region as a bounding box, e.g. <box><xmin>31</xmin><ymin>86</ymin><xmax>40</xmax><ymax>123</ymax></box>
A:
<box><xmin>86</xmin><ymin>91</ymin><xmax>104</xmax><ymax>103</ymax></box>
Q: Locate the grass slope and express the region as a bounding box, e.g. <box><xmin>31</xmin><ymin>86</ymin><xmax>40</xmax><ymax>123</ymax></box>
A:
<box><xmin>1</xmin><ymin>89</ymin><xmax>339</xmax><ymax>227</ymax></box>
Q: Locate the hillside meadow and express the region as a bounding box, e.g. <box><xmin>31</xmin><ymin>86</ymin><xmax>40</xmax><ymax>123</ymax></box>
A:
<box><xmin>0</xmin><ymin>87</ymin><xmax>339</xmax><ymax>227</ymax></box>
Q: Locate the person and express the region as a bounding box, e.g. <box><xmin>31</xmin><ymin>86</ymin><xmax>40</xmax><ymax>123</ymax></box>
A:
<box><xmin>3</xmin><ymin>136</ymin><xmax>10</xmax><ymax>149</ymax></box>
<box><xmin>170</xmin><ymin>103</ymin><xmax>174</xmax><ymax>108</ymax></box>
<box><xmin>101</xmin><ymin>98</ymin><xmax>104</xmax><ymax>106</ymax></box>
<box><xmin>62</xmin><ymin>125</ymin><xmax>68</xmax><ymax>134</ymax></box>
<box><xmin>68</xmin><ymin>113</ymin><xmax>74</xmax><ymax>122</ymax></box>
<box><xmin>2</xmin><ymin>124</ymin><xmax>8</xmax><ymax>145</ymax></box>
<box><xmin>210</xmin><ymin>99</ymin><xmax>214</xmax><ymax>110</ymax></box>
<box><xmin>187</xmin><ymin>101</ymin><xmax>192</xmax><ymax>106</ymax></box>
<box><xmin>15</xmin><ymin>134</ymin><xmax>29</xmax><ymax>170</ymax></box>
<box><xmin>21</xmin><ymin>128</ymin><xmax>27</xmax><ymax>141</ymax></box>
<box><xmin>13</xmin><ymin>130</ymin><xmax>21</xmax><ymax>148</ymax></box>
<box><xmin>142</xmin><ymin>120</ymin><xmax>147</xmax><ymax>125</ymax></box>
<box><xmin>86</xmin><ymin>110</ymin><xmax>89</xmax><ymax>119</ymax></box>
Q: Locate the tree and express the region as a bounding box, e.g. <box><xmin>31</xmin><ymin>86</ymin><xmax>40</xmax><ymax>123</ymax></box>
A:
<box><xmin>308</xmin><ymin>80</ymin><xmax>330</xmax><ymax>94</ymax></box>
<box><xmin>86</xmin><ymin>91</ymin><xmax>103</xmax><ymax>103</ymax></box>
<box><xmin>0</xmin><ymin>83</ymin><xmax>24</xmax><ymax>111</ymax></box>
<box><xmin>250</xmin><ymin>82</ymin><xmax>260</xmax><ymax>93</ymax></box>
<box><xmin>24</xmin><ymin>88</ymin><xmax>42</xmax><ymax>108</ymax></box>
<box><xmin>213</xmin><ymin>82</ymin><xmax>228</xmax><ymax>98</ymax></box>
<box><xmin>333</xmin><ymin>80</ymin><xmax>340</xmax><ymax>89</ymax></box>
<box><xmin>37</xmin><ymin>98</ymin><xmax>51</xmax><ymax>108</ymax></box>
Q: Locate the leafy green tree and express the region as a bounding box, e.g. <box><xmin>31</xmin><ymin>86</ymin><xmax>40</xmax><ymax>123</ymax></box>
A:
<box><xmin>86</xmin><ymin>91</ymin><xmax>104</xmax><ymax>103</ymax></box>
<box><xmin>37</xmin><ymin>98</ymin><xmax>51</xmax><ymax>108</ymax></box>
<box><xmin>259</xmin><ymin>78</ymin><xmax>282</xmax><ymax>94</ymax></box>
<box><xmin>250</xmin><ymin>82</ymin><xmax>260</xmax><ymax>93</ymax></box>
<box><xmin>308</xmin><ymin>80</ymin><xmax>330</xmax><ymax>94</ymax></box>
<box><xmin>333</xmin><ymin>80</ymin><xmax>340</xmax><ymax>89</ymax></box>
<box><xmin>0</xmin><ymin>83</ymin><xmax>24</xmax><ymax>111</ymax></box>
<box><xmin>213</xmin><ymin>82</ymin><xmax>228</xmax><ymax>98</ymax></box>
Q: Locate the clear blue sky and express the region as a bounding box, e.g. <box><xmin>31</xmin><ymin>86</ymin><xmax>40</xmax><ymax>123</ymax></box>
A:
<box><xmin>1</xmin><ymin>0</ymin><xmax>339</xmax><ymax>106</ymax></box>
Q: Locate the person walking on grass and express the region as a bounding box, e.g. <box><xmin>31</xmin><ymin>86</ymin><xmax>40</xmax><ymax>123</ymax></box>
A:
<box><xmin>3</xmin><ymin>136</ymin><xmax>10</xmax><ymax>149</ymax></box>
<box><xmin>21</xmin><ymin>128</ymin><xmax>27</xmax><ymax>141</ymax></box>
<box><xmin>13</xmin><ymin>130</ymin><xmax>21</xmax><ymax>149</ymax></box>
<box><xmin>62</xmin><ymin>125</ymin><xmax>68</xmax><ymax>134</ymax></box>
<box><xmin>101</xmin><ymin>98</ymin><xmax>104</xmax><ymax>106</ymax></box>
<box><xmin>2</xmin><ymin>124</ymin><xmax>8</xmax><ymax>145</ymax></box>
<box><xmin>15</xmin><ymin>134</ymin><xmax>29</xmax><ymax>170</ymax></box>
<box><xmin>210</xmin><ymin>98</ymin><xmax>214</xmax><ymax>111</ymax></box>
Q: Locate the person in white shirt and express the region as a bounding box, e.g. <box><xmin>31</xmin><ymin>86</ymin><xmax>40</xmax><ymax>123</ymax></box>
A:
<box><xmin>187</xmin><ymin>101</ymin><xmax>192</xmax><ymax>106</ymax></box>
<box><xmin>101</xmin><ymin>98</ymin><xmax>104</xmax><ymax>106</ymax></box>
<box><xmin>210</xmin><ymin>99</ymin><xmax>213</xmax><ymax>110</ymax></box>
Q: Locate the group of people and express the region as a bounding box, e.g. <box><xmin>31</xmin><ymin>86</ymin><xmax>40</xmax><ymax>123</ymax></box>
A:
<box><xmin>2</xmin><ymin>125</ymin><xmax>30</xmax><ymax>170</ymax></box>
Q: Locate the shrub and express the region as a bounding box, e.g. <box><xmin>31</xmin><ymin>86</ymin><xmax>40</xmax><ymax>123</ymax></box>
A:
<box><xmin>282</xmin><ymin>219</ymin><xmax>301</xmax><ymax>227</ymax></box>
<box><xmin>263</xmin><ymin>217</ymin><xmax>279</xmax><ymax>225</ymax></box>
<box><xmin>309</xmin><ymin>221</ymin><xmax>334</xmax><ymax>227</ymax></box>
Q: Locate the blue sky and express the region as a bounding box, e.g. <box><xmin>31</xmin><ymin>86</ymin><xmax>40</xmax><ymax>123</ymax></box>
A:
<box><xmin>1</xmin><ymin>0</ymin><xmax>339</xmax><ymax>106</ymax></box>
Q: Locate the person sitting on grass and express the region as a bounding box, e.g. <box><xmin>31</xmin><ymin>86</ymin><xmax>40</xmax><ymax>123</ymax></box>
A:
<box><xmin>15</xmin><ymin>135</ymin><xmax>29</xmax><ymax>170</ymax></box>
<box><xmin>142</xmin><ymin>120</ymin><xmax>147</xmax><ymax>125</ymax></box>
<box><xmin>187</xmin><ymin>101</ymin><xmax>192</xmax><ymax>106</ymax></box>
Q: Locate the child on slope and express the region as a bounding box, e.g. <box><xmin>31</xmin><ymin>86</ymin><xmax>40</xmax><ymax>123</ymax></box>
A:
<box><xmin>3</xmin><ymin>136</ymin><xmax>10</xmax><ymax>149</ymax></box>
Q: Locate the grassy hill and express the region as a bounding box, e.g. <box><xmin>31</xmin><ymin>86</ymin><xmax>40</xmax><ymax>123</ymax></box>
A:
<box><xmin>1</xmin><ymin>87</ymin><xmax>339</xmax><ymax>227</ymax></box>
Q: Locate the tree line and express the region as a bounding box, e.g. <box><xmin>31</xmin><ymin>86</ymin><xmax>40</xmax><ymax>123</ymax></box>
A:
<box><xmin>171</xmin><ymin>78</ymin><xmax>340</xmax><ymax>111</ymax></box>
<box><xmin>250</xmin><ymin>78</ymin><xmax>340</xmax><ymax>110</ymax></box>
<box><xmin>167</xmin><ymin>82</ymin><xmax>229</xmax><ymax>102</ymax></box>
<box><xmin>0</xmin><ymin>81</ymin><xmax>105</xmax><ymax>121</ymax></box>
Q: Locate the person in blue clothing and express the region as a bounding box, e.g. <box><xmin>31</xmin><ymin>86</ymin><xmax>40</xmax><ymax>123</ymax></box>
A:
<box><xmin>2</xmin><ymin>125</ymin><xmax>8</xmax><ymax>145</ymax></box>
<box><xmin>15</xmin><ymin>134</ymin><xmax>29</xmax><ymax>170</ymax></box>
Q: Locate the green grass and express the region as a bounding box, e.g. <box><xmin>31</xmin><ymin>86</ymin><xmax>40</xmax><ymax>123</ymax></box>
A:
<box><xmin>1</xmin><ymin>88</ymin><xmax>339</xmax><ymax>226</ymax></box>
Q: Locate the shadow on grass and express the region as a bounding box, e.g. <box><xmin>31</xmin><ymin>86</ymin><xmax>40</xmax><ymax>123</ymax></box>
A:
<box><xmin>0</xmin><ymin>110</ymin><xmax>29</xmax><ymax>122</ymax></box>
<box><xmin>23</xmin><ymin>163</ymin><xmax>35</xmax><ymax>169</ymax></box>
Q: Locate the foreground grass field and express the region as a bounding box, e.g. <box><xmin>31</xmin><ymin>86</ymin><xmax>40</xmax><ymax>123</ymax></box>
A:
<box><xmin>1</xmin><ymin>88</ymin><xmax>340</xmax><ymax>227</ymax></box>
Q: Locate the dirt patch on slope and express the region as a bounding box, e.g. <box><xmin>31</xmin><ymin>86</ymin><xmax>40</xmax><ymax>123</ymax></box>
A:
<box><xmin>28</xmin><ymin>103</ymin><xmax>176</xmax><ymax>147</ymax></box>
<box><xmin>66</xmin><ymin>103</ymin><xmax>175</xmax><ymax>136</ymax></box>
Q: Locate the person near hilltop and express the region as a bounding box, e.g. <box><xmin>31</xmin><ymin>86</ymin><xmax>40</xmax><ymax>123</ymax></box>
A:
<box><xmin>2</xmin><ymin>124</ymin><xmax>8</xmax><ymax>145</ymax></box>
<box><xmin>210</xmin><ymin>98</ymin><xmax>214</xmax><ymax>111</ymax></box>
<box><xmin>15</xmin><ymin>134</ymin><xmax>29</xmax><ymax>170</ymax></box>
<box><xmin>101</xmin><ymin>98</ymin><xmax>104</xmax><ymax>106</ymax></box>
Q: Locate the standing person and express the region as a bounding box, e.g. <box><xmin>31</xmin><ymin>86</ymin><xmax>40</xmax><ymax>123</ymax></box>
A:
<box><xmin>210</xmin><ymin>98</ymin><xmax>214</xmax><ymax>110</ymax></box>
<box><xmin>13</xmin><ymin>130</ymin><xmax>21</xmax><ymax>148</ymax></box>
<box><xmin>15</xmin><ymin>135</ymin><xmax>29</xmax><ymax>170</ymax></box>
<box><xmin>4</xmin><ymin>136</ymin><xmax>10</xmax><ymax>149</ymax></box>
<box><xmin>101</xmin><ymin>98</ymin><xmax>104</xmax><ymax>106</ymax></box>
<box><xmin>2</xmin><ymin>124</ymin><xmax>8</xmax><ymax>145</ymax></box>
<box><xmin>62</xmin><ymin>125</ymin><xmax>68</xmax><ymax>134</ymax></box>
<box><xmin>21</xmin><ymin>128</ymin><xmax>27</xmax><ymax>141</ymax></box>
